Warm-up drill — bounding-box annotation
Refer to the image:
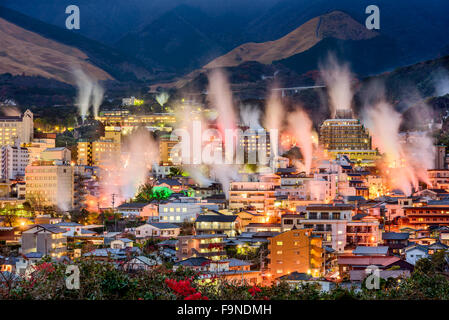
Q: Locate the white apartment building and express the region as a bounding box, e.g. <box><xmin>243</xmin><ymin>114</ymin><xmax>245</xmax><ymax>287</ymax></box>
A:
<box><xmin>282</xmin><ymin>204</ymin><xmax>353</xmax><ymax>253</ymax></box>
<box><xmin>0</xmin><ymin>144</ymin><xmax>29</xmax><ymax>180</ymax></box>
<box><xmin>25</xmin><ymin>162</ymin><xmax>74</xmax><ymax>211</ymax></box>
<box><xmin>229</xmin><ymin>180</ymin><xmax>277</xmax><ymax>213</ymax></box>
<box><xmin>158</xmin><ymin>198</ymin><xmax>202</xmax><ymax>223</ymax></box>
<box><xmin>0</xmin><ymin>109</ymin><xmax>33</xmax><ymax>145</ymax></box>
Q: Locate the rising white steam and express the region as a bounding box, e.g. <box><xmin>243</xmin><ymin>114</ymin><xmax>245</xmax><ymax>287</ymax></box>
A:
<box><xmin>240</xmin><ymin>104</ymin><xmax>262</xmax><ymax>129</ymax></box>
<box><xmin>207</xmin><ymin>69</ymin><xmax>237</xmax><ymax>132</ymax></box>
<box><xmin>264</xmin><ymin>89</ymin><xmax>285</xmax><ymax>157</ymax></box>
<box><xmin>156</xmin><ymin>92</ymin><xmax>170</xmax><ymax>107</ymax></box>
<box><xmin>91</xmin><ymin>83</ymin><xmax>105</xmax><ymax>118</ymax></box>
<box><xmin>287</xmin><ymin>108</ymin><xmax>314</xmax><ymax>174</ymax></box>
<box><xmin>99</xmin><ymin>129</ymin><xmax>159</xmax><ymax>204</ymax></box>
<box><xmin>73</xmin><ymin>69</ymin><xmax>104</xmax><ymax>120</ymax></box>
<box><xmin>362</xmin><ymin>94</ymin><xmax>434</xmax><ymax>195</ymax></box>
<box><xmin>319</xmin><ymin>54</ymin><xmax>354</xmax><ymax>118</ymax></box>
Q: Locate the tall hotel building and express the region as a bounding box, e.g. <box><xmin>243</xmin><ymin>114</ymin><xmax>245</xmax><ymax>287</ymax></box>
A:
<box><xmin>319</xmin><ymin>109</ymin><xmax>378</xmax><ymax>164</ymax></box>
<box><xmin>0</xmin><ymin>109</ymin><xmax>33</xmax><ymax>145</ymax></box>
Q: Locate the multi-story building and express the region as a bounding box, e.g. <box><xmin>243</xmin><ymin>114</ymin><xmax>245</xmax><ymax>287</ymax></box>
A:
<box><xmin>24</xmin><ymin>138</ymin><xmax>56</xmax><ymax>162</ymax></box>
<box><xmin>25</xmin><ymin>161</ymin><xmax>74</xmax><ymax>211</ymax></box>
<box><xmin>282</xmin><ymin>204</ymin><xmax>353</xmax><ymax>253</ymax></box>
<box><xmin>268</xmin><ymin>228</ymin><xmax>323</xmax><ymax>278</ymax></box>
<box><xmin>194</xmin><ymin>211</ymin><xmax>241</xmax><ymax>237</ymax></box>
<box><xmin>319</xmin><ymin>111</ymin><xmax>378</xmax><ymax>163</ymax></box>
<box><xmin>21</xmin><ymin>224</ymin><xmax>67</xmax><ymax>258</ymax></box>
<box><xmin>159</xmin><ymin>135</ymin><xmax>180</xmax><ymax>165</ymax></box>
<box><xmin>346</xmin><ymin>216</ymin><xmax>381</xmax><ymax>249</ymax></box>
<box><xmin>158</xmin><ymin>197</ymin><xmax>203</xmax><ymax>222</ymax></box>
<box><xmin>428</xmin><ymin>169</ymin><xmax>449</xmax><ymax>190</ymax></box>
<box><xmin>0</xmin><ymin>109</ymin><xmax>33</xmax><ymax>145</ymax></box>
<box><xmin>176</xmin><ymin>234</ymin><xmax>227</xmax><ymax>261</ymax></box>
<box><xmin>77</xmin><ymin>138</ymin><xmax>120</xmax><ymax>167</ymax></box>
<box><xmin>404</xmin><ymin>202</ymin><xmax>449</xmax><ymax>227</ymax></box>
<box><xmin>434</xmin><ymin>145</ymin><xmax>446</xmax><ymax>170</ymax></box>
<box><xmin>229</xmin><ymin>175</ymin><xmax>279</xmax><ymax>214</ymax></box>
<box><xmin>237</xmin><ymin>127</ymin><xmax>271</xmax><ymax>165</ymax></box>
<box><xmin>41</xmin><ymin>147</ymin><xmax>71</xmax><ymax>163</ymax></box>
<box><xmin>0</xmin><ymin>143</ymin><xmax>29</xmax><ymax>180</ymax></box>
<box><xmin>97</xmin><ymin>110</ymin><xmax>176</xmax><ymax>133</ymax></box>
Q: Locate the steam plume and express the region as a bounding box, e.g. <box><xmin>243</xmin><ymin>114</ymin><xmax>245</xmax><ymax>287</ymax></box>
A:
<box><xmin>73</xmin><ymin>69</ymin><xmax>105</xmax><ymax>120</ymax></box>
<box><xmin>319</xmin><ymin>54</ymin><xmax>353</xmax><ymax>118</ymax></box>
<box><xmin>287</xmin><ymin>108</ymin><xmax>314</xmax><ymax>174</ymax></box>
<box><xmin>156</xmin><ymin>92</ymin><xmax>170</xmax><ymax>107</ymax></box>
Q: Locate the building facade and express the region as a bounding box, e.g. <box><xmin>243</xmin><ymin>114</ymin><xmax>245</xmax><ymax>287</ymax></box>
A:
<box><xmin>25</xmin><ymin>161</ymin><xmax>74</xmax><ymax>210</ymax></box>
<box><xmin>268</xmin><ymin>228</ymin><xmax>323</xmax><ymax>278</ymax></box>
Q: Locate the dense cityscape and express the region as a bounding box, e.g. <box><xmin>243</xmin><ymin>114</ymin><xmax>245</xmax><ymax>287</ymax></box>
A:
<box><xmin>1</xmin><ymin>0</ymin><xmax>449</xmax><ymax>306</ymax></box>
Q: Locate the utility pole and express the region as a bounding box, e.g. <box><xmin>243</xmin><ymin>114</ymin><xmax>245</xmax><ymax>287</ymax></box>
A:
<box><xmin>111</xmin><ymin>194</ymin><xmax>117</xmax><ymax>232</ymax></box>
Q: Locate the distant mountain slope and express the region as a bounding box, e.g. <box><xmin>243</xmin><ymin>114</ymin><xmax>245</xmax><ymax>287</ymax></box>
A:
<box><xmin>248</xmin><ymin>0</ymin><xmax>449</xmax><ymax>66</ymax></box>
<box><xmin>115</xmin><ymin>5</ymin><xmax>253</xmax><ymax>76</ymax></box>
<box><xmin>0</xmin><ymin>5</ymin><xmax>154</xmax><ymax>81</ymax></box>
<box><xmin>0</xmin><ymin>17</ymin><xmax>112</xmax><ymax>83</ymax></box>
<box><xmin>205</xmin><ymin>11</ymin><xmax>377</xmax><ymax>69</ymax></box>
<box><xmin>277</xmin><ymin>34</ymin><xmax>401</xmax><ymax>76</ymax></box>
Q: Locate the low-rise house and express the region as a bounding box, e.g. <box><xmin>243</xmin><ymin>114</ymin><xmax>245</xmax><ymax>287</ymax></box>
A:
<box><xmin>244</xmin><ymin>223</ymin><xmax>282</xmax><ymax>233</ymax></box>
<box><xmin>195</xmin><ymin>211</ymin><xmax>241</xmax><ymax>237</ymax></box>
<box><xmin>337</xmin><ymin>255</ymin><xmax>414</xmax><ymax>280</ymax></box>
<box><xmin>83</xmin><ymin>247</ymin><xmax>141</xmax><ymax>261</ymax></box>
<box><xmin>124</xmin><ymin>255</ymin><xmax>159</xmax><ymax>271</ymax></box>
<box><xmin>54</xmin><ymin>222</ymin><xmax>83</xmax><ymax>236</ymax></box>
<box><xmin>135</xmin><ymin>222</ymin><xmax>180</xmax><ymax>239</ymax></box>
<box><xmin>110</xmin><ymin>238</ymin><xmax>133</xmax><ymax>249</ymax></box>
<box><xmin>278</xmin><ymin>272</ymin><xmax>336</xmax><ymax>292</ymax></box>
<box><xmin>173</xmin><ymin>257</ymin><xmax>211</xmax><ymax>272</ymax></box>
<box><xmin>116</xmin><ymin>202</ymin><xmax>158</xmax><ymax>219</ymax></box>
<box><xmin>34</xmin><ymin>215</ymin><xmax>62</xmax><ymax>225</ymax></box>
<box><xmin>15</xmin><ymin>252</ymin><xmax>44</xmax><ymax>276</ymax></box>
<box><xmin>352</xmin><ymin>246</ymin><xmax>389</xmax><ymax>256</ymax></box>
<box><xmin>21</xmin><ymin>224</ymin><xmax>67</xmax><ymax>258</ymax></box>
<box><xmin>405</xmin><ymin>244</ymin><xmax>429</xmax><ymax>265</ymax></box>
<box><xmin>237</xmin><ymin>211</ymin><xmax>266</xmax><ymax>228</ymax></box>
<box><xmin>382</xmin><ymin>232</ymin><xmax>410</xmax><ymax>256</ymax></box>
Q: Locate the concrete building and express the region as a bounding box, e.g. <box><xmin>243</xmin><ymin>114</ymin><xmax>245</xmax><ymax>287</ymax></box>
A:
<box><xmin>0</xmin><ymin>143</ymin><xmax>29</xmax><ymax>180</ymax></box>
<box><xmin>25</xmin><ymin>161</ymin><xmax>74</xmax><ymax>210</ymax></box>
<box><xmin>159</xmin><ymin>135</ymin><xmax>180</xmax><ymax>166</ymax></box>
<box><xmin>319</xmin><ymin>112</ymin><xmax>379</xmax><ymax>164</ymax></box>
<box><xmin>435</xmin><ymin>145</ymin><xmax>446</xmax><ymax>170</ymax></box>
<box><xmin>176</xmin><ymin>234</ymin><xmax>227</xmax><ymax>261</ymax></box>
<box><xmin>24</xmin><ymin>138</ymin><xmax>56</xmax><ymax>162</ymax></box>
<box><xmin>0</xmin><ymin>109</ymin><xmax>33</xmax><ymax>145</ymax></box>
<box><xmin>41</xmin><ymin>147</ymin><xmax>71</xmax><ymax>163</ymax></box>
<box><xmin>158</xmin><ymin>197</ymin><xmax>203</xmax><ymax>222</ymax></box>
<box><xmin>268</xmin><ymin>228</ymin><xmax>323</xmax><ymax>278</ymax></box>
<box><xmin>282</xmin><ymin>204</ymin><xmax>353</xmax><ymax>253</ymax></box>
<box><xmin>77</xmin><ymin>137</ymin><xmax>121</xmax><ymax>167</ymax></box>
<box><xmin>229</xmin><ymin>180</ymin><xmax>277</xmax><ymax>213</ymax></box>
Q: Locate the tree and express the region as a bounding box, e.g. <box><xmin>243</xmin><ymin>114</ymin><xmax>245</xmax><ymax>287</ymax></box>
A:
<box><xmin>134</xmin><ymin>184</ymin><xmax>172</xmax><ymax>203</ymax></box>
<box><xmin>134</xmin><ymin>183</ymin><xmax>154</xmax><ymax>203</ymax></box>
<box><xmin>0</xmin><ymin>205</ymin><xmax>19</xmax><ymax>227</ymax></box>
<box><xmin>167</xmin><ymin>167</ymin><xmax>183</xmax><ymax>178</ymax></box>
<box><xmin>71</xmin><ymin>208</ymin><xmax>90</xmax><ymax>225</ymax></box>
